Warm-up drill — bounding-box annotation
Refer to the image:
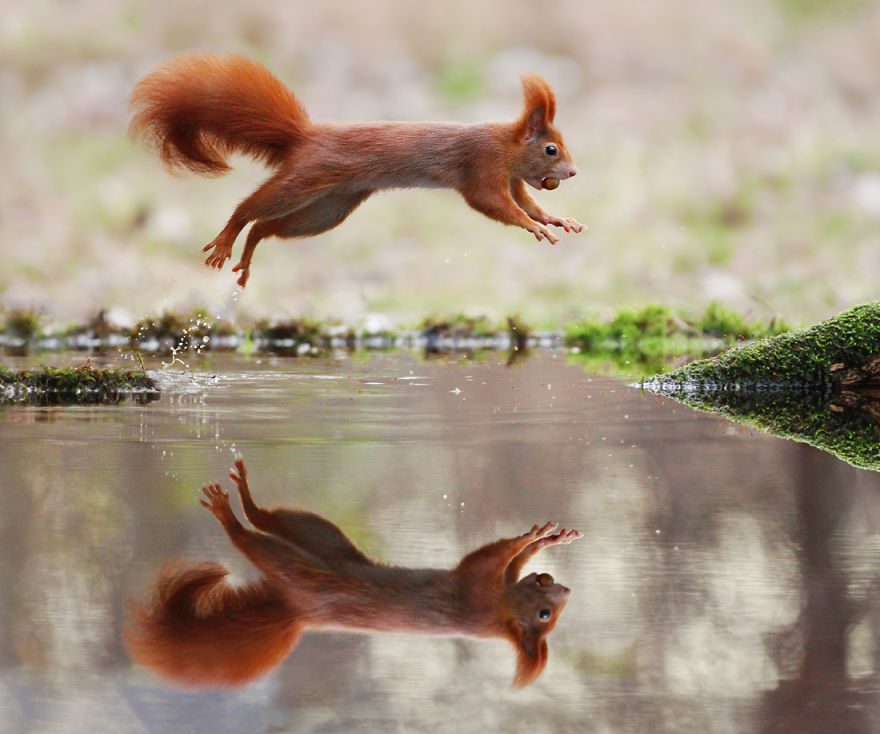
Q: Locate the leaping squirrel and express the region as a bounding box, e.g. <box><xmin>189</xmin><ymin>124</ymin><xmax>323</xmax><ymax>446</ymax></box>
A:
<box><xmin>129</xmin><ymin>53</ymin><xmax>583</xmax><ymax>286</ymax></box>
<box><xmin>125</xmin><ymin>457</ymin><xmax>581</xmax><ymax>687</ymax></box>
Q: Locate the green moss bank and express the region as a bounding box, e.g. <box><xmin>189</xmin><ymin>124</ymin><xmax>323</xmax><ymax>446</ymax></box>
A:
<box><xmin>648</xmin><ymin>301</ymin><xmax>880</xmax><ymax>390</ymax></box>
<box><xmin>0</xmin><ymin>364</ymin><xmax>159</xmax><ymax>405</ymax></box>
<box><xmin>642</xmin><ymin>301</ymin><xmax>880</xmax><ymax>471</ymax></box>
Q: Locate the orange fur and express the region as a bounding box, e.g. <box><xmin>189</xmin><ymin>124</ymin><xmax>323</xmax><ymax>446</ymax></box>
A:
<box><xmin>130</xmin><ymin>54</ymin><xmax>310</xmax><ymax>175</ymax></box>
<box><xmin>124</xmin><ymin>457</ymin><xmax>581</xmax><ymax>688</ymax></box>
<box><xmin>129</xmin><ymin>53</ymin><xmax>583</xmax><ymax>286</ymax></box>
<box><xmin>125</xmin><ymin>561</ymin><xmax>301</xmax><ymax>686</ymax></box>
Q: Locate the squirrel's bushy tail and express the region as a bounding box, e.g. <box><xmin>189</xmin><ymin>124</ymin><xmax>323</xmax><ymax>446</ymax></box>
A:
<box><xmin>124</xmin><ymin>561</ymin><xmax>301</xmax><ymax>686</ymax></box>
<box><xmin>130</xmin><ymin>53</ymin><xmax>311</xmax><ymax>175</ymax></box>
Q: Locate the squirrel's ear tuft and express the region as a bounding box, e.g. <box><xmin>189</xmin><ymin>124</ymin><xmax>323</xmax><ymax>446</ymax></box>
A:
<box><xmin>517</xmin><ymin>73</ymin><xmax>556</xmax><ymax>139</ymax></box>
<box><xmin>507</xmin><ymin>620</ymin><xmax>550</xmax><ymax>687</ymax></box>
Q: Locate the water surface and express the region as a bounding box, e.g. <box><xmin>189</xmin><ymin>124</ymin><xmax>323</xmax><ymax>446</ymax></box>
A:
<box><xmin>2</xmin><ymin>352</ymin><xmax>880</xmax><ymax>733</ymax></box>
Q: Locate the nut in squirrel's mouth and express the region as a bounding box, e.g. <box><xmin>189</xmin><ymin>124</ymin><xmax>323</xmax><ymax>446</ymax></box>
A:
<box><xmin>541</xmin><ymin>177</ymin><xmax>560</xmax><ymax>190</ymax></box>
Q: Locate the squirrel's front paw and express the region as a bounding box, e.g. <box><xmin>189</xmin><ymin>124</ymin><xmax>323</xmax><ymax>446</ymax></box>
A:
<box><xmin>522</xmin><ymin>522</ymin><xmax>559</xmax><ymax>542</ymax></box>
<box><xmin>529</xmin><ymin>225</ymin><xmax>558</xmax><ymax>245</ymax></box>
<box><xmin>542</xmin><ymin>216</ymin><xmax>584</xmax><ymax>233</ymax></box>
<box><xmin>540</xmin><ymin>528</ymin><xmax>583</xmax><ymax>547</ymax></box>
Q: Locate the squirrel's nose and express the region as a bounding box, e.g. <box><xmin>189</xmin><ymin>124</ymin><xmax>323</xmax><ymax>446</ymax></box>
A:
<box><xmin>567</xmin><ymin>167</ymin><xmax>577</xmax><ymax>178</ymax></box>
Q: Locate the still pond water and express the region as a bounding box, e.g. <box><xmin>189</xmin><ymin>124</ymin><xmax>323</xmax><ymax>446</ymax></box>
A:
<box><xmin>2</xmin><ymin>351</ymin><xmax>880</xmax><ymax>734</ymax></box>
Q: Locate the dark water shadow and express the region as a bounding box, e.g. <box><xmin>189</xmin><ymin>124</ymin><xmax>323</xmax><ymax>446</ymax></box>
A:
<box><xmin>757</xmin><ymin>447</ymin><xmax>880</xmax><ymax>733</ymax></box>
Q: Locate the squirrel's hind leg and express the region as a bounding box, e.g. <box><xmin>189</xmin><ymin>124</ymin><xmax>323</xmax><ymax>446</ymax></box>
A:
<box><xmin>203</xmin><ymin>218</ymin><xmax>246</xmax><ymax>270</ymax></box>
<box><xmin>232</xmin><ymin>191</ymin><xmax>372</xmax><ymax>286</ymax></box>
<box><xmin>231</xmin><ymin>221</ymin><xmax>274</xmax><ymax>287</ymax></box>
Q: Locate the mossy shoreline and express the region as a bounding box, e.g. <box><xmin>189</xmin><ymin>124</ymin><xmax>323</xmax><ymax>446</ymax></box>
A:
<box><xmin>0</xmin><ymin>302</ymin><xmax>790</xmax><ymax>364</ymax></box>
<box><xmin>643</xmin><ymin>301</ymin><xmax>880</xmax><ymax>392</ymax></box>
<box><xmin>0</xmin><ymin>364</ymin><xmax>159</xmax><ymax>405</ymax></box>
<box><xmin>0</xmin><ymin>302</ymin><xmax>795</xmax><ymax>404</ymax></box>
<box><xmin>641</xmin><ymin>302</ymin><xmax>880</xmax><ymax>471</ymax></box>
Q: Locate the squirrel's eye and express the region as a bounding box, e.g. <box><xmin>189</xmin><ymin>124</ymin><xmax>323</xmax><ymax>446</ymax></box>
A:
<box><xmin>545</xmin><ymin>144</ymin><xmax>558</xmax><ymax>156</ymax></box>
<box><xmin>539</xmin><ymin>609</ymin><xmax>551</xmax><ymax>621</ymax></box>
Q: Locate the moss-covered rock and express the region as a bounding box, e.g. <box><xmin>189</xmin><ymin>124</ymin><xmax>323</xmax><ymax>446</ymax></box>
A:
<box><xmin>647</xmin><ymin>301</ymin><xmax>880</xmax><ymax>390</ymax></box>
<box><xmin>0</xmin><ymin>363</ymin><xmax>159</xmax><ymax>405</ymax></box>
<box><xmin>642</xmin><ymin>302</ymin><xmax>880</xmax><ymax>471</ymax></box>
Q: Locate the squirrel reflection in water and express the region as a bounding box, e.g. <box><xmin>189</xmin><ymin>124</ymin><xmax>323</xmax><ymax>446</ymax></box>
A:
<box><xmin>125</xmin><ymin>457</ymin><xmax>581</xmax><ymax>687</ymax></box>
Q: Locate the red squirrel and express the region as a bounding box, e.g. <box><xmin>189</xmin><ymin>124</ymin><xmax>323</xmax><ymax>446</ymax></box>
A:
<box><xmin>125</xmin><ymin>457</ymin><xmax>581</xmax><ymax>688</ymax></box>
<box><xmin>129</xmin><ymin>53</ymin><xmax>583</xmax><ymax>286</ymax></box>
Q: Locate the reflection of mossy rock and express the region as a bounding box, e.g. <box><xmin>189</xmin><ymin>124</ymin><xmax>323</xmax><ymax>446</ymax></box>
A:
<box><xmin>646</xmin><ymin>383</ymin><xmax>880</xmax><ymax>471</ymax></box>
<box><xmin>643</xmin><ymin>302</ymin><xmax>880</xmax><ymax>471</ymax></box>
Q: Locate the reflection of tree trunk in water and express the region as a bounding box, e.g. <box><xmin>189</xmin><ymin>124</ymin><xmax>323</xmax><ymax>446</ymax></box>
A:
<box><xmin>759</xmin><ymin>445</ymin><xmax>872</xmax><ymax>734</ymax></box>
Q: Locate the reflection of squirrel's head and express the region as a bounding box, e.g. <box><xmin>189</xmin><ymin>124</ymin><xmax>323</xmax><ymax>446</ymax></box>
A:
<box><xmin>501</xmin><ymin>570</ymin><xmax>572</xmax><ymax>687</ymax></box>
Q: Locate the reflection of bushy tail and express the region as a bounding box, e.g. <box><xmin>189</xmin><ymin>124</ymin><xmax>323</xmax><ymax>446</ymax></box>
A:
<box><xmin>129</xmin><ymin>53</ymin><xmax>312</xmax><ymax>175</ymax></box>
<box><xmin>124</xmin><ymin>561</ymin><xmax>301</xmax><ymax>686</ymax></box>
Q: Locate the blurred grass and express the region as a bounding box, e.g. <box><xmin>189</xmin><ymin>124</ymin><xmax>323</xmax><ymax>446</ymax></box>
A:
<box><xmin>776</xmin><ymin>0</ymin><xmax>871</xmax><ymax>24</ymax></box>
<box><xmin>433</xmin><ymin>62</ymin><xmax>486</xmax><ymax>103</ymax></box>
<box><xmin>2</xmin><ymin>0</ymin><xmax>880</xmax><ymax>332</ymax></box>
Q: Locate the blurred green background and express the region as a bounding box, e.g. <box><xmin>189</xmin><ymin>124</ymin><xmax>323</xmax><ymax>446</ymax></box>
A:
<box><xmin>2</xmin><ymin>0</ymin><xmax>879</xmax><ymax>331</ymax></box>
